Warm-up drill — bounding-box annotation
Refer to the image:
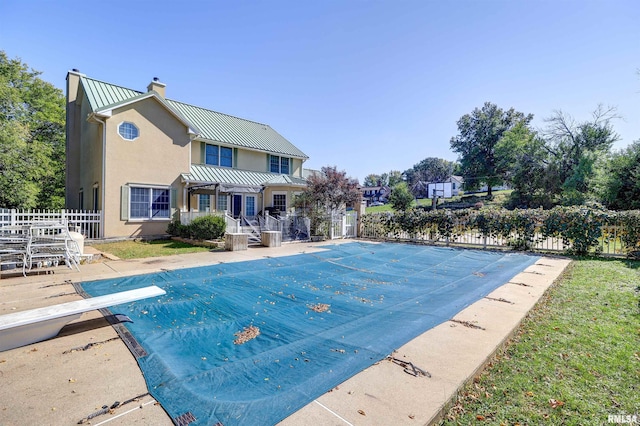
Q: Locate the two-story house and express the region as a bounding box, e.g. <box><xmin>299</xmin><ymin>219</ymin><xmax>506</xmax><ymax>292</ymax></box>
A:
<box><xmin>65</xmin><ymin>71</ymin><xmax>309</xmax><ymax>238</ymax></box>
<box><xmin>360</xmin><ymin>184</ymin><xmax>390</xmax><ymax>206</ymax></box>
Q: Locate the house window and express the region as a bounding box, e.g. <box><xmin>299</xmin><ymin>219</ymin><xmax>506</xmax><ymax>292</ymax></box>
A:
<box><xmin>79</xmin><ymin>190</ymin><xmax>84</xmax><ymax>210</ymax></box>
<box><xmin>199</xmin><ymin>194</ymin><xmax>210</xmax><ymax>212</ymax></box>
<box><xmin>130</xmin><ymin>187</ymin><xmax>170</xmax><ymax>219</ymax></box>
<box><xmin>118</xmin><ymin>122</ymin><xmax>139</xmax><ymax>140</ymax></box>
<box><xmin>92</xmin><ymin>186</ymin><xmax>99</xmax><ymax>210</ymax></box>
<box><xmin>220</xmin><ymin>147</ymin><xmax>233</xmax><ymax>167</ymax></box>
<box><xmin>273</xmin><ymin>193</ymin><xmax>286</xmax><ymax>212</ymax></box>
<box><xmin>269</xmin><ymin>155</ymin><xmax>290</xmax><ymax>174</ymax></box>
<box><xmin>270</xmin><ymin>155</ymin><xmax>280</xmax><ymax>173</ymax></box>
<box><xmin>217</xmin><ymin>195</ymin><xmax>228</xmax><ymax>212</ymax></box>
<box><xmin>245</xmin><ymin>195</ymin><xmax>256</xmax><ymax>216</ymax></box>
<box><xmin>280</xmin><ymin>157</ymin><xmax>289</xmax><ymax>174</ymax></box>
<box><xmin>205</xmin><ymin>144</ymin><xmax>233</xmax><ymax>168</ymax></box>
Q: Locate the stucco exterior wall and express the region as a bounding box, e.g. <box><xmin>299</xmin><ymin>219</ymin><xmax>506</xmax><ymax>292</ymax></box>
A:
<box><xmin>103</xmin><ymin>98</ymin><xmax>191</xmax><ymax>238</ymax></box>
<box><xmin>238</xmin><ymin>149</ymin><xmax>267</xmax><ymax>171</ymax></box>
<box><xmin>291</xmin><ymin>158</ymin><xmax>303</xmax><ymax>177</ymax></box>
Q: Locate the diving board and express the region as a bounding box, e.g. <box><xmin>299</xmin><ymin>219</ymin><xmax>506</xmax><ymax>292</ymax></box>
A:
<box><xmin>0</xmin><ymin>285</ymin><xmax>166</xmax><ymax>352</ymax></box>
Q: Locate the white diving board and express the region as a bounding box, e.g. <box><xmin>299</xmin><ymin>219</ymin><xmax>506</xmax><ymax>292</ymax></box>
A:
<box><xmin>0</xmin><ymin>285</ymin><xmax>166</xmax><ymax>352</ymax></box>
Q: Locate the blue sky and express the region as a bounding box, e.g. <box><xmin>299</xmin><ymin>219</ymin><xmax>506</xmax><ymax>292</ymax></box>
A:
<box><xmin>2</xmin><ymin>0</ymin><xmax>638</xmax><ymax>183</ymax></box>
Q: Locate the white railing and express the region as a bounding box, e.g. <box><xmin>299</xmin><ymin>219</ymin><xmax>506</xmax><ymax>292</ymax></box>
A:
<box><xmin>262</xmin><ymin>214</ymin><xmax>281</xmax><ymax>232</ymax></box>
<box><xmin>179</xmin><ymin>211</ymin><xmax>226</xmax><ymax>226</ymax></box>
<box><xmin>224</xmin><ymin>213</ymin><xmax>240</xmax><ymax>233</ymax></box>
<box><xmin>0</xmin><ymin>209</ymin><xmax>102</xmax><ymax>239</ymax></box>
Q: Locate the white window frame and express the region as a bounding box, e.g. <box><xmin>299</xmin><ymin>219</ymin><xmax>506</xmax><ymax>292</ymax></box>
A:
<box><xmin>217</xmin><ymin>194</ymin><xmax>229</xmax><ymax>213</ymax></box>
<box><xmin>92</xmin><ymin>184</ymin><xmax>99</xmax><ymax>211</ymax></box>
<box><xmin>199</xmin><ymin>194</ymin><xmax>211</xmax><ymax>212</ymax></box>
<box><xmin>118</xmin><ymin>121</ymin><xmax>139</xmax><ymax>141</ymax></box>
<box><xmin>128</xmin><ymin>185</ymin><xmax>171</xmax><ymax>220</ymax></box>
<box><xmin>205</xmin><ymin>144</ymin><xmax>233</xmax><ymax>168</ymax></box>
<box><xmin>245</xmin><ymin>195</ymin><xmax>257</xmax><ymax>216</ymax></box>
<box><xmin>272</xmin><ymin>191</ymin><xmax>287</xmax><ymax>212</ymax></box>
<box><xmin>269</xmin><ymin>155</ymin><xmax>291</xmax><ymax>174</ymax></box>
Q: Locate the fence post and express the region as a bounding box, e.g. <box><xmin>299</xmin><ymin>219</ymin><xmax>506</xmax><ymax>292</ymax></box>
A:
<box><xmin>100</xmin><ymin>210</ymin><xmax>105</xmax><ymax>238</ymax></box>
<box><xmin>11</xmin><ymin>209</ymin><xmax>17</xmax><ymax>227</ymax></box>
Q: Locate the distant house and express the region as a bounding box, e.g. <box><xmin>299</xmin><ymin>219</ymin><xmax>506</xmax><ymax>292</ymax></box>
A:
<box><xmin>65</xmin><ymin>71</ymin><xmax>309</xmax><ymax>238</ymax></box>
<box><xmin>449</xmin><ymin>175</ymin><xmax>464</xmax><ymax>195</ymax></box>
<box><xmin>360</xmin><ymin>184</ymin><xmax>390</xmax><ymax>205</ymax></box>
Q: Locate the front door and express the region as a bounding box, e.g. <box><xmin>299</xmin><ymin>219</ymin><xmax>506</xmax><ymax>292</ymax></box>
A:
<box><xmin>232</xmin><ymin>194</ymin><xmax>242</xmax><ymax>218</ymax></box>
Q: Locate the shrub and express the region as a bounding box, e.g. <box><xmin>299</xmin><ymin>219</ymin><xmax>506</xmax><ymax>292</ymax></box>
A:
<box><xmin>167</xmin><ymin>216</ymin><xmax>226</xmax><ymax>240</ymax></box>
<box><xmin>188</xmin><ymin>215</ymin><xmax>226</xmax><ymax>240</ymax></box>
<box><xmin>167</xmin><ymin>220</ymin><xmax>189</xmax><ymax>238</ymax></box>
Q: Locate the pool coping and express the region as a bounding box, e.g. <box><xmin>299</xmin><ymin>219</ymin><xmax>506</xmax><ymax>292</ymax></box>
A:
<box><xmin>0</xmin><ymin>240</ymin><xmax>571</xmax><ymax>425</ymax></box>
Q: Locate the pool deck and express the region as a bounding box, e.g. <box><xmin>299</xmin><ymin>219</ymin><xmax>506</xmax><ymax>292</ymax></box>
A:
<box><xmin>0</xmin><ymin>240</ymin><xmax>571</xmax><ymax>425</ymax></box>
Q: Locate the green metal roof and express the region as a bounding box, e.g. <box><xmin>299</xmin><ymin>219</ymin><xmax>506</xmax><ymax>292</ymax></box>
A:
<box><xmin>183</xmin><ymin>164</ymin><xmax>307</xmax><ymax>188</ymax></box>
<box><xmin>81</xmin><ymin>76</ymin><xmax>142</xmax><ymax>111</ymax></box>
<box><xmin>78</xmin><ymin>76</ymin><xmax>308</xmax><ymax>159</ymax></box>
<box><xmin>167</xmin><ymin>99</ymin><xmax>307</xmax><ymax>159</ymax></box>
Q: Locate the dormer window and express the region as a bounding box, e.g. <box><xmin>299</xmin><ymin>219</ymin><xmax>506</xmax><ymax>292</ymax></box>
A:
<box><xmin>118</xmin><ymin>122</ymin><xmax>139</xmax><ymax>140</ymax></box>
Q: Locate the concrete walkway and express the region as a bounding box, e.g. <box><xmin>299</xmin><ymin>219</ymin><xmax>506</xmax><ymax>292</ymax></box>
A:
<box><xmin>0</xmin><ymin>241</ymin><xmax>570</xmax><ymax>425</ymax></box>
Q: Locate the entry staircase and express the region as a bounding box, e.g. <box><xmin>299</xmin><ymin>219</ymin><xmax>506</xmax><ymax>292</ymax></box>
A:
<box><xmin>238</xmin><ymin>216</ymin><xmax>262</xmax><ymax>245</ymax></box>
<box><xmin>224</xmin><ymin>213</ymin><xmax>312</xmax><ymax>245</ymax></box>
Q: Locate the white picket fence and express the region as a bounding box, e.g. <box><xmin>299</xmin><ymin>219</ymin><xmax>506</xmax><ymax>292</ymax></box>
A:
<box><xmin>0</xmin><ymin>209</ymin><xmax>103</xmax><ymax>239</ymax></box>
<box><xmin>330</xmin><ymin>211</ymin><xmax>358</xmax><ymax>239</ymax></box>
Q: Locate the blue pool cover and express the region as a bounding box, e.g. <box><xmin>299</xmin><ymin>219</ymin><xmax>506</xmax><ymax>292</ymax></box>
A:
<box><xmin>80</xmin><ymin>242</ymin><xmax>539</xmax><ymax>425</ymax></box>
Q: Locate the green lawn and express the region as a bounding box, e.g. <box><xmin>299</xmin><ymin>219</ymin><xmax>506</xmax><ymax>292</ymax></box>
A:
<box><xmin>441</xmin><ymin>258</ymin><xmax>640</xmax><ymax>425</ymax></box>
<box><xmin>91</xmin><ymin>239</ymin><xmax>213</xmax><ymax>259</ymax></box>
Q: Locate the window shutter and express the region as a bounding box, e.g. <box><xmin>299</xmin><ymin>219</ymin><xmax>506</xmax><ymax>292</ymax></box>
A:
<box><xmin>171</xmin><ymin>188</ymin><xmax>177</xmax><ymax>209</ymax></box>
<box><xmin>120</xmin><ymin>185</ymin><xmax>130</xmax><ymax>221</ymax></box>
<box><xmin>233</xmin><ymin>148</ymin><xmax>238</xmax><ymax>168</ymax></box>
<box><xmin>266</xmin><ymin>154</ymin><xmax>270</xmax><ymax>172</ymax></box>
<box><xmin>200</xmin><ymin>142</ymin><xmax>206</xmax><ymax>164</ymax></box>
<box><xmin>170</xmin><ymin>188</ymin><xmax>178</xmax><ymax>219</ymax></box>
<box><xmin>289</xmin><ymin>157</ymin><xmax>292</xmax><ymax>175</ymax></box>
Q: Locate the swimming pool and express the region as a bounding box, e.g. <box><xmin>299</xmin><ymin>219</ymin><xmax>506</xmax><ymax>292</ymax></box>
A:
<box><xmin>80</xmin><ymin>242</ymin><xmax>539</xmax><ymax>425</ymax></box>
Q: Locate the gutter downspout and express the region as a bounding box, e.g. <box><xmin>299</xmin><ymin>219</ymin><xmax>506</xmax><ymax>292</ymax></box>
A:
<box><xmin>92</xmin><ymin>115</ymin><xmax>107</xmax><ymax>238</ymax></box>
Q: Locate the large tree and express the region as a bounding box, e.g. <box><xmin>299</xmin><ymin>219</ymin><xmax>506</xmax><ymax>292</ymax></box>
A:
<box><xmin>403</xmin><ymin>157</ymin><xmax>455</xmax><ymax>197</ymax></box>
<box><xmin>363</xmin><ymin>170</ymin><xmax>403</xmax><ymax>187</ymax></box>
<box><xmin>363</xmin><ymin>174</ymin><xmax>382</xmax><ymax>187</ymax></box>
<box><xmin>542</xmin><ymin>105</ymin><xmax>619</xmax><ymax>205</ymax></box>
<box><xmin>294</xmin><ymin>166</ymin><xmax>361</xmax><ymax>236</ymax></box>
<box><xmin>295</xmin><ymin>166</ymin><xmax>361</xmax><ymax>212</ymax></box>
<box><xmin>495</xmin><ymin>122</ymin><xmax>551</xmax><ymax>208</ymax></box>
<box><xmin>0</xmin><ymin>51</ymin><xmax>66</xmax><ymax>209</ymax></box>
<box><xmin>450</xmin><ymin>102</ymin><xmax>533</xmax><ymax>197</ymax></box>
<box><xmin>593</xmin><ymin>140</ymin><xmax>640</xmax><ymax>210</ymax></box>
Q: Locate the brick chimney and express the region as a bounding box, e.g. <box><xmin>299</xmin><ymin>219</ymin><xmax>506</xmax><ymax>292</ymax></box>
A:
<box><xmin>147</xmin><ymin>77</ymin><xmax>166</xmax><ymax>97</ymax></box>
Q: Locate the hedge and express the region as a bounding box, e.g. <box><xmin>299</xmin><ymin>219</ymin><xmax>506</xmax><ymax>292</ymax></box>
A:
<box><xmin>361</xmin><ymin>207</ymin><xmax>640</xmax><ymax>258</ymax></box>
